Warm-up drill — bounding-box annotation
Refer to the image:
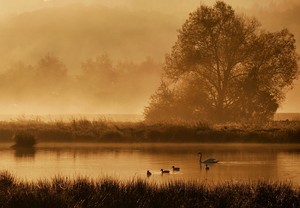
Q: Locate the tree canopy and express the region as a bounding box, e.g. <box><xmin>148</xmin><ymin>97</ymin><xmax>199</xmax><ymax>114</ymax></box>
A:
<box><xmin>144</xmin><ymin>1</ymin><xmax>299</xmax><ymax>123</ymax></box>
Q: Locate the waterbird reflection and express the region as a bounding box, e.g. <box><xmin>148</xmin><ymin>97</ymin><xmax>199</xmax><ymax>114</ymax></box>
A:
<box><xmin>205</xmin><ymin>164</ymin><xmax>210</xmax><ymax>181</ymax></box>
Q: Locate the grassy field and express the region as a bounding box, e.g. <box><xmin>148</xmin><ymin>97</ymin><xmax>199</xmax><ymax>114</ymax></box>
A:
<box><xmin>0</xmin><ymin>119</ymin><xmax>300</xmax><ymax>143</ymax></box>
<box><xmin>0</xmin><ymin>171</ymin><xmax>298</xmax><ymax>208</ymax></box>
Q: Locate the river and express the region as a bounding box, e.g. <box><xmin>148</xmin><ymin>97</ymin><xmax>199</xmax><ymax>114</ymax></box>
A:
<box><xmin>1</xmin><ymin>143</ymin><xmax>300</xmax><ymax>185</ymax></box>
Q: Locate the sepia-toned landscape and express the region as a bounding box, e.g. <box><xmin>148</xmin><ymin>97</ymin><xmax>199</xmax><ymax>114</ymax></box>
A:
<box><xmin>0</xmin><ymin>0</ymin><xmax>300</xmax><ymax>207</ymax></box>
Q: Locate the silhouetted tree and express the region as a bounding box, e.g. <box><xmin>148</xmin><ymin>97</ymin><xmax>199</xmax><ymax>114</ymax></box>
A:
<box><xmin>144</xmin><ymin>81</ymin><xmax>176</xmax><ymax>122</ymax></box>
<box><xmin>79</xmin><ymin>54</ymin><xmax>116</xmax><ymax>87</ymax></box>
<box><xmin>33</xmin><ymin>54</ymin><xmax>69</xmax><ymax>97</ymax></box>
<box><xmin>35</xmin><ymin>54</ymin><xmax>67</xmax><ymax>81</ymax></box>
<box><xmin>75</xmin><ymin>54</ymin><xmax>161</xmax><ymax>112</ymax></box>
<box><xmin>76</xmin><ymin>54</ymin><xmax>117</xmax><ymax>104</ymax></box>
<box><xmin>0</xmin><ymin>54</ymin><xmax>70</xmax><ymax>112</ymax></box>
<box><xmin>145</xmin><ymin>1</ymin><xmax>299</xmax><ymax>123</ymax></box>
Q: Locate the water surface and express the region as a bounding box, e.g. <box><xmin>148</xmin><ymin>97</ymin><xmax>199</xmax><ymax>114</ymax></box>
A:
<box><xmin>1</xmin><ymin>143</ymin><xmax>300</xmax><ymax>185</ymax></box>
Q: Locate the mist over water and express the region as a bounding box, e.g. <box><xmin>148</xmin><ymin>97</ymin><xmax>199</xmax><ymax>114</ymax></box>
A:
<box><xmin>0</xmin><ymin>114</ymin><xmax>143</xmax><ymax>122</ymax></box>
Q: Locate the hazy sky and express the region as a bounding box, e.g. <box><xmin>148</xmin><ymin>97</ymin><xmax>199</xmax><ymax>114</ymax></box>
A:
<box><xmin>0</xmin><ymin>0</ymin><xmax>293</xmax><ymax>15</ymax></box>
<box><xmin>0</xmin><ymin>0</ymin><xmax>299</xmax><ymax>114</ymax></box>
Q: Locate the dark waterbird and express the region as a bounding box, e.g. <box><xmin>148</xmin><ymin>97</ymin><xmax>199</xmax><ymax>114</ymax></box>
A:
<box><xmin>147</xmin><ymin>170</ymin><xmax>152</xmax><ymax>177</ymax></box>
<box><xmin>172</xmin><ymin>166</ymin><xmax>180</xmax><ymax>171</ymax></box>
<box><xmin>161</xmin><ymin>169</ymin><xmax>170</xmax><ymax>174</ymax></box>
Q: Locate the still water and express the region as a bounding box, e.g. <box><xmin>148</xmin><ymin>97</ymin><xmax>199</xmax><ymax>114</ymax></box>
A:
<box><xmin>1</xmin><ymin>143</ymin><xmax>300</xmax><ymax>185</ymax></box>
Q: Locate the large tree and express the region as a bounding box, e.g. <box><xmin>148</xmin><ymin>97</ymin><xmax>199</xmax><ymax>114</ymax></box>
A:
<box><xmin>144</xmin><ymin>1</ymin><xmax>299</xmax><ymax>123</ymax></box>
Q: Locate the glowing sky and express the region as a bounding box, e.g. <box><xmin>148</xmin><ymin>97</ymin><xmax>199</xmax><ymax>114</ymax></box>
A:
<box><xmin>0</xmin><ymin>0</ymin><xmax>292</xmax><ymax>15</ymax></box>
<box><xmin>0</xmin><ymin>0</ymin><xmax>299</xmax><ymax>113</ymax></box>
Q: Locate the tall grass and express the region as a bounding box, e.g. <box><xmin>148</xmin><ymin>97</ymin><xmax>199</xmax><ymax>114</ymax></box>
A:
<box><xmin>0</xmin><ymin>171</ymin><xmax>299</xmax><ymax>207</ymax></box>
<box><xmin>0</xmin><ymin>119</ymin><xmax>300</xmax><ymax>143</ymax></box>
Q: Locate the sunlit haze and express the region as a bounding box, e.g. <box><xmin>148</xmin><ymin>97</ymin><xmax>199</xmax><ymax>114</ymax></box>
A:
<box><xmin>1</xmin><ymin>2</ymin><xmax>300</xmax><ymax>206</ymax></box>
<box><xmin>0</xmin><ymin>0</ymin><xmax>299</xmax><ymax>115</ymax></box>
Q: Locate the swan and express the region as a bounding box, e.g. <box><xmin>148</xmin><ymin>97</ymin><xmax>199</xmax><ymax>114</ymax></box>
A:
<box><xmin>198</xmin><ymin>152</ymin><xmax>219</xmax><ymax>164</ymax></box>
<box><xmin>147</xmin><ymin>170</ymin><xmax>152</xmax><ymax>177</ymax></box>
<box><xmin>161</xmin><ymin>169</ymin><xmax>170</xmax><ymax>174</ymax></box>
<box><xmin>172</xmin><ymin>166</ymin><xmax>180</xmax><ymax>171</ymax></box>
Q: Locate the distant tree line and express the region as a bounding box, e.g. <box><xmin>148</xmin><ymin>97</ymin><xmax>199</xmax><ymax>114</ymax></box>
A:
<box><xmin>0</xmin><ymin>54</ymin><xmax>161</xmax><ymax>114</ymax></box>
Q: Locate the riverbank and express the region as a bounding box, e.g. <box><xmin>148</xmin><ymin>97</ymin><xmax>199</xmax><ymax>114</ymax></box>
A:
<box><xmin>0</xmin><ymin>119</ymin><xmax>299</xmax><ymax>143</ymax></box>
<box><xmin>0</xmin><ymin>171</ymin><xmax>298</xmax><ymax>208</ymax></box>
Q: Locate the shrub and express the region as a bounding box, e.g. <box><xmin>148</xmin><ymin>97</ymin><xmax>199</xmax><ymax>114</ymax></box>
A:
<box><xmin>0</xmin><ymin>170</ymin><xmax>15</xmax><ymax>187</ymax></box>
<box><xmin>12</xmin><ymin>132</ymin><xmax>37</xmax><ymax>147</ymax></box>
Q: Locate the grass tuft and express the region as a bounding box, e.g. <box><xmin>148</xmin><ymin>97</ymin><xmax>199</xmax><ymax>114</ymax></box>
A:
<box><xmin>12</xmin><ymin>132</ymin><xmax>37</xmax><ymax>147</ymax></box>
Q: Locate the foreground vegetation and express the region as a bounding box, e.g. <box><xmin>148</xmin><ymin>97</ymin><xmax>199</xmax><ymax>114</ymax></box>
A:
<box><xmin>0</xmin><ymin>171</ymin><xmax>299</xmax><ymax>208</ymax></box>
<box><xmin>0</xmin><ymin>119</ymin><xmax>300</xmax><ymax>143</ymax></box>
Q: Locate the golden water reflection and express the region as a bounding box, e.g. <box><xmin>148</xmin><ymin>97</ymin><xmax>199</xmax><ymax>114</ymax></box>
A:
<box><xmin>0</xmin><ymin>143</ymin><xmax>299</xmax><ymax>185</ymax></box>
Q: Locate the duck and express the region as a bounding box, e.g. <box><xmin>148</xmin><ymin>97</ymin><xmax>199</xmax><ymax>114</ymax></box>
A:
<box><xmin>198</xmin><ymin>152</ymin><xmax>219</xmax><ymax>164</ymax></box>
<box><xmin>147</xmin><ymin>170</ymin><xmax>152</xmax><ymax>177</ymax></box>
<box><xmin>172</xmin><ymin>166</ymin><xmax>180</xmax><ymax>171</ymax></box>
<box><xmin>161</xmin><ymin>169</ymin><xmax>170</xmax><ymax>174</ymax></box>
<box><xmin>205</xmin><ymin>164</ymin><xmax>209</xmax><ymax>170</ymax></box>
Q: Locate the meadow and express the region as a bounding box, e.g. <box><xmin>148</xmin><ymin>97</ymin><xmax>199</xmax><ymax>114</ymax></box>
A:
<box><xmin>0</xmin><ymin>119</ymin><xmax>300</xmax><ymax>143</ymax></box>
<box><xmin>0</xmin><ymin>171</ymin><xmax>298</xmax><ymax>208</ymax></box>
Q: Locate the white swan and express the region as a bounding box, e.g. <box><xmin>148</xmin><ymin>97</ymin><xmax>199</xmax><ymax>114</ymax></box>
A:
<box><xmin>198</xmin><ymin>152</ymin><xmax>219</xmax><ymax>164</ymax></box>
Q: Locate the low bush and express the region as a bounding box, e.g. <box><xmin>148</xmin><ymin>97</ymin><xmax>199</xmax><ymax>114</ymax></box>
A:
<box><xmin>12</xmin><ymin>132</ymin><xmax>37</xmax><ymax>147</ymax></box>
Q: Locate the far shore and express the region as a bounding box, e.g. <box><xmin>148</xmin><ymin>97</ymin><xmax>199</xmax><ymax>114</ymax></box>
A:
<box><xmin>0</xmin><ymin>119</ymin><xmax>299</xmax><ymax>143</ymax></box>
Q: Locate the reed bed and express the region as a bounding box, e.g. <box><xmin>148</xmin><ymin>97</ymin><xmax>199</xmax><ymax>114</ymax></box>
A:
<box><xmin>0</xmin><ymin>171</ymin><xmax>299</xmax><ymax>208</ymax></box>
<box><xmin>0</xmin><ymin>119</ymin><xmax>300</xmax><ymax>143</ymax></box>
